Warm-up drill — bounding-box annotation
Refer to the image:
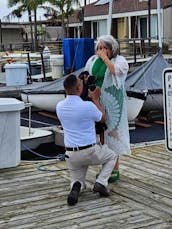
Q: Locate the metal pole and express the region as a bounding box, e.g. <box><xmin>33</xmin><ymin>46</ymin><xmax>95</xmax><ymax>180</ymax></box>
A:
<box><xmin>28</xmin><ymin>104</ymin><xmax>32</xmax><ymax>135</ymax></box>
<box><xmin>107</xmin><ymin>0</ymin><xmax>113</xmax><ymax>35</ymax></box>
<box><xmin>0</xmin><ymin>19</ymin><xmax>2</xmax><ymax>51</ymax></box>
<box><xmin>139</xmin><ymin>0</ymin><xmax>151</xmax><ymax>53</ymax></box>
<box><xmin>148</xmin><ymin>0</ymin><xmax>151</xmax><ymax>53</ymax></box>
<box><xmin>25</xmin><ymin>103</ymin><xmax>32</xmax><ymax>136</ymax></box>
<box><xmin>157</xmin><ymin>0</ymin><xmax>162</xmax><ymax>49</ymax></box>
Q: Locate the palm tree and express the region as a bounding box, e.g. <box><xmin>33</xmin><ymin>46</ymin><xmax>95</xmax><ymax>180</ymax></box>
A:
<box><xmin>8</xmin><ymin>0</ymin><xmax>47</xmax><ymax>51</ymax></box>
<box><xmin>43</xmin><ymin>0</ymin><xmax>80</xmax><ymax>38</ymax></box>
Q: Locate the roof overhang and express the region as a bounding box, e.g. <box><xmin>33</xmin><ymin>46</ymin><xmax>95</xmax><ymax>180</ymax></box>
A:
<box><xmin>84</xmin><ymin>9</ymin><xmax>158</xmax><ymax>21</ymax></box>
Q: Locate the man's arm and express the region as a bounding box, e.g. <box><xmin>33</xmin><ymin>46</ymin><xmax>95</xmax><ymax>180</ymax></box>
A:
<box><xmin>89</xmin><ymin>87</ymin><xmax>106</xmax><ymax>123</ymax></box>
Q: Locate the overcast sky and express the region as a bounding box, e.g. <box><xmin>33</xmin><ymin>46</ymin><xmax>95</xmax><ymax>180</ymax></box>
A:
<box><xmin>0</xmin><ymin>0</ymin><xmax>96</xmax><ymax>22</ymax></box>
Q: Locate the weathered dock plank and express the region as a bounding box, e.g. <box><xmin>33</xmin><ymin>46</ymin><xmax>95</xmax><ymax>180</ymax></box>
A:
<box><xmin>0</xmin><ymin>143</ymin><xmax>172</xmax><ymax>229</ymax></box>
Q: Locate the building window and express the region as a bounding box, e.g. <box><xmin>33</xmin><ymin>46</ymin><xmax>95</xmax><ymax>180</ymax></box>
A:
<box><xmin>151</xmin><ymin>15</ymin><xmax>157</xmax><ymax>38</ymax></box>
<box><xmin>139</xmin><ymin>15</ymin><xmax>158</xmax><ymax>39</ymax></box>
<box><xmin>93</xmin><ymin>22</ymin><xmax>98</xmax><ymax>39</ymax></box>
<box><xmin>92</xmin><ymin>20</ymin><xmax>107</xmax><ymax>39</ymax></box>
<box><xmin>99</xmin><ymin>20</ymin><xmax>107</xmax><ymax>36</ymax></box>
<box><xmin>140</xmin><ymin>17</ymin><xmax>147</xmax><ymax>38</ymax></box>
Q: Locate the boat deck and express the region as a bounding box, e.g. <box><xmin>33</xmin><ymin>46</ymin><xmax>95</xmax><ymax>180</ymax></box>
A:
<box><xmin>1</xmin><ymin>143</ymin><xmax>172</xmax><ymax>228</ymax></box>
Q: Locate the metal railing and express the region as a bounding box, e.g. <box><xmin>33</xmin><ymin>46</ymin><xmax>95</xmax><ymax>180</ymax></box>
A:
<box><xmin>0</xmin><ymin>41</ymin><xmax>63</xmax><ymax>54</ymax></box>
<box><xmin>1</xmin><ymin>37</ymin><xmax>172</xmax><ymax>64</ymax></box>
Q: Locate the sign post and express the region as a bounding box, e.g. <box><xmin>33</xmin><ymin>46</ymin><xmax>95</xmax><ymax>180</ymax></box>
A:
<box><xmin>163</xmin><ymin>68</ymin><xmax>172</xmax><ymax>151</ymax></box>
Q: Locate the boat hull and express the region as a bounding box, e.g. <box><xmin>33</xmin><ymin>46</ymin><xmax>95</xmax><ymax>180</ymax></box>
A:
<box><xmin>127</xmin><ymin>96</ymin><xmax>145</xmax><ymax>121</ymax></box>
<box><xmin>20</xmin><ymin>126</ymin><xmax>54</xmax><ymax>151</ymax></box>
<box><xmin>21</xmin><ymin>93</ymin><xmax>65</xmax><ymax>113</ymax></box>
<box><xmin>142</xmin><ymin>93</ymin><xmax>163</xmax><ymax>112</ymax></box>
<box><xmin>21</xmin><ymin>92</ymin><xmax>144</xmax><ymax>121</ymax></box>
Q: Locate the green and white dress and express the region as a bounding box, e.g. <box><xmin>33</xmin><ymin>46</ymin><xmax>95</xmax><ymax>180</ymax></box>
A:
<box><xmin>85</xmin><ymin>55</ymin><xmax>131</xmax><ymax>155</ymax></box>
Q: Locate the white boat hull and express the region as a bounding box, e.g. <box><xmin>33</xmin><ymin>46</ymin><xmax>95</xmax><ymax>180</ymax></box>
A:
<box><xmin>21</xmin><ymin>93</ymin><xmax>65</xmax><ymax>113</ymax></box>
<box><xmin>126</xmin><ymin>96</ymin><xmax>145</xmax><ymax>121</ymax></box>
<box><xmin>20</xmin><ymin>126</ymin><xmax>54</xmax><ymax>151</ymax></box>
<box><xmin>21</xmin><ymin>93</ymin><xmax>144</xmax><ymax>122</ymax></box>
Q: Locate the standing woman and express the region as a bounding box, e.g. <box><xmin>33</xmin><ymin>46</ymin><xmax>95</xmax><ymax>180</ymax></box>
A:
<box><xmin>85</xmin><ymin>35</ymin><xmax>131</xmax><ymax>182</ymax></box>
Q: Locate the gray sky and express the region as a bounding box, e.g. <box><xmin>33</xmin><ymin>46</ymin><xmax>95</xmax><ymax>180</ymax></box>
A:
<box><xmin>0</xmin><ymin>0</ymin><xmax>96</xmax><ymax>22</ymax></box>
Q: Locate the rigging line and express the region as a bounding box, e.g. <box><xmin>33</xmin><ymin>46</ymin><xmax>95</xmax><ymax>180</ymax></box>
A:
<box><xmin>22</xmin><ymin>143</ymin><xmax>60</xmax><ymax>159</ymax></box>
<box><xmin>21</xmin><ymin>117</ymin><xmax>52</xmax><ymax>126</ymax></box>
<box><xmin>22</xmin><ymin>143</ymin><xmax>68</xmax><ymax>172</ymax></box>
<box><xmin>71</xmin><ymin>39</ymin><xmax>80</xmax><ymax>72</ymax></box>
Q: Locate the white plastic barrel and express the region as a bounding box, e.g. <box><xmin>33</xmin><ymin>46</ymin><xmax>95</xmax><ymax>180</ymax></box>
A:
<box><xmin>0</xmin><ymin>98</ymin><xmax>25</xmax><ymax>169</ymax></box>
<box><xmin>50</xmin><ymin>54</ymin><xmax>64</xmax><ymax>79</ymax></box>
<box><xmin>5</xmin><ymin>63</ymin><xmax>27</xmax><ymax>86</ymax></box>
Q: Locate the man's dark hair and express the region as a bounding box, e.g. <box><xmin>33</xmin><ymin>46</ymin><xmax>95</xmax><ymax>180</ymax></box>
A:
<box><xmin>63</xmin><ymin>74</ymin><xmax>77</xmax><ymax>91</ymax></box>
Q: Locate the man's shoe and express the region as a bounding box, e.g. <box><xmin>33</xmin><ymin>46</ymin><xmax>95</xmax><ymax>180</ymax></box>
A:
<box><xmin>93</xmin><ymin>182</ymin><xmax>110</xmax><ymax>197</ymax></box>
<box><xmin>67</xmin><ymin>181</ymin><xmax>81</xmax><ymax>206</ymax></box>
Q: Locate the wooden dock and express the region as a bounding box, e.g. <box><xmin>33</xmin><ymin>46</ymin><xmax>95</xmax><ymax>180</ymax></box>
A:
<box><xmin>0</xmin><ymin>143</ymin><xmax>172</xmax><ymax>228</ymax></box>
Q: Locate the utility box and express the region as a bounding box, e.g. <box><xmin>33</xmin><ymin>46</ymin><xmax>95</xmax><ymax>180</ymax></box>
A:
<box><xmin>0</xmin><ymin>98</ymin><xmax>25</xmax><ymax>169</ymax></box>
<box><xmin>5</xmin><ymin>63</ymin><xmax>27</xmax><ymax>86</ymax></box>
<box><xmin>50</xmin><ymin>54</ymin><xmax>64</xmax><ymax>79</ymax></box>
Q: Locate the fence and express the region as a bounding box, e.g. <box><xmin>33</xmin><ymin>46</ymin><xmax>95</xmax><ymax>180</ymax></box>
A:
<box><xmin>1</xmin><ymin>37</ymin><xmax>171</xmax><ymax>64</ymax></box>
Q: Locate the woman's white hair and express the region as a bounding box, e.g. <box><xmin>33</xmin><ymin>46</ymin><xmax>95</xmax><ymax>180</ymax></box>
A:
<box><xmin>95</xmin><ymin>35</ymin><xmax>119</xmax><ymax>57</ymax></box>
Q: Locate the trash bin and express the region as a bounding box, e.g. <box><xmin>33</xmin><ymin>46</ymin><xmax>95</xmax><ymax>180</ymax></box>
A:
<box><xmin>5</xmin><ymin>63</ymin><xmax>27</xmax><ymax>86</ymax></box>
<box><xmin>50</xmin><ymin>54</ymin><xmax>64</xmax><ymax>79</ymax></box>
<box><xmin>0</xmin><ymin>98</ymin><xmax>25</xmax><ymax>169</ymax></box>
<box><xmin>30</xmin><ymin>62</ymin><xmax>42</xmax><ymax>75</ymax></box>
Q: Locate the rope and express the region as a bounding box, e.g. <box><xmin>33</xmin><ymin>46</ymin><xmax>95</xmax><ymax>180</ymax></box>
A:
<box><xmin>37</xmin><ymin>163</ymin><xmax>68</xmax><ymax>173</ymax></box>
<box><xmin>22</xmin><ymin>143</ymin><xmax>68</xmax><ymax>172</ymax></box>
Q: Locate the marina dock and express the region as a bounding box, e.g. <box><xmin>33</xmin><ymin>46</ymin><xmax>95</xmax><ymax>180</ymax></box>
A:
<box><xmin>0</xmin><ymin>143</ymin><xmax>172</xmax><ymax>228</ymax></box>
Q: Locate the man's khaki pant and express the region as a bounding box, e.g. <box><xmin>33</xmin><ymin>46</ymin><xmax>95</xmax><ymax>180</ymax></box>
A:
<box><xmin>66</xmin><ymin>144</ymin><xmax>117</xmax><ymax>190</ymax></box>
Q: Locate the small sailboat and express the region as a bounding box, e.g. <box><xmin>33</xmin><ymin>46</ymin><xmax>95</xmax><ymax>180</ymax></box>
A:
<box><xmin>20</xmin><ymin>126</ymin><xmax>54</xmax><ymax>151</ymax></box>
<box><xmin>21</xmin><ymin>66</ymin><xmax>145</xmax><ymax>122</ymax></box>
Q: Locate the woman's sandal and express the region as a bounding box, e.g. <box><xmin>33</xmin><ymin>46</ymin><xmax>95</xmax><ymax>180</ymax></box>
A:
<box><xmin>108</xmin><ymin>170</ymin><xmax>120</xmax><ymax>183</ymax></box>
<box><xmin>96</xmin><ymin>170</ymin><xmax>120</xmax><ymax>183</ymax></box>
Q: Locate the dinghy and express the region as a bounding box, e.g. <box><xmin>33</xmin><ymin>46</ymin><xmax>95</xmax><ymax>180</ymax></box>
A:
<box><xmin>21</xmin><ymin>87</ymin><xmax>145</xmax><ymax>122</ymax></box>
<box><xmin>20</xmin><ymin>126</ymin><xmax>54</xmax><ymax>151</ymax></box>
<box><xmin>21</xmin><ymin>69</ymin><xmax>146</xmax><ymax>122</ymax></box>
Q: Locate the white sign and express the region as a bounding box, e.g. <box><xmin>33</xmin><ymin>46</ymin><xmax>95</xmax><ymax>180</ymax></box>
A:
<box><xmin>163</xmin><ymin>68</ymin><xmax>172</xmax><ymax>151</ymax></box>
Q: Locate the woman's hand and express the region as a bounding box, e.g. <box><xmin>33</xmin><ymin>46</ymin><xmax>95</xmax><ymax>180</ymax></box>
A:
<box><xmin>97</xmin><ymin>48</ymin><xmax>115</xmax><ymax>75</ymax></box>
<box><xmin>96</xmin><ymin>49</ymin><xmax>108</xmax><ymax>62</ymax></box>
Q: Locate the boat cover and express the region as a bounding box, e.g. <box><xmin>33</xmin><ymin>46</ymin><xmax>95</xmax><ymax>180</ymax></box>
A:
<box><xmin>22</xmin><ymin>68</ymin><xmax>83</xmax><ymax>94</ymax></box>
<box><xmin>22</xmin><ymin>52</ymin><xmax>170</xmax><ymax>97</ymax></box>
<box><xmin>125</xmin><ymin>52</ymin><xmax>170</xmax><ymax>95</ymax></box>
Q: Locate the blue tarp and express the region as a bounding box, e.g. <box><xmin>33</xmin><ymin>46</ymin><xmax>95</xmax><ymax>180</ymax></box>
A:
<box><xmin>63</xmin><ymin>38</ymin><xmax>95</xmax><ymax>74</ymax></box>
